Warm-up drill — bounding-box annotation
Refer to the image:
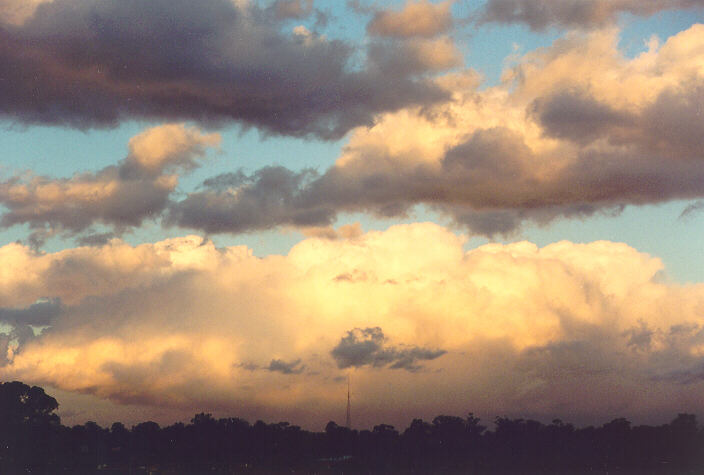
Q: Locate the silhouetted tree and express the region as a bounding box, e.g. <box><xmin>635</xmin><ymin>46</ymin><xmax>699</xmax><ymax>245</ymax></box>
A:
<box><xmin>0</xmin><ymin>380</ymin><xmax>703</xmax><ymax>472</ymax></box>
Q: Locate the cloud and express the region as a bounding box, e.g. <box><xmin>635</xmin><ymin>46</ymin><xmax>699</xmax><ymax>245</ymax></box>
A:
<box><xmin>331</xmin><ymin>327</ymin><xmax>446</xmax><ymax>371</ymax></box>
<box><xmin>367</xmin><ymin>0</ymin><xmax>454</xmax><ymax>38</ymax></box>
<box><xmin>680</xmin><ymin>200</ymin><xmax>704</xmax><ymax>219</ymax></box>
<box><xmin>0</xmin><ymin>0</ymin><xmax>448</xmax><ymax>138</ymax></box>
<box><xmin>269</xmin><ymin>0</ymin><xmax>313</xmax><ymax>20</ymax></box>
<box><xmin>268</xmin><ymin>358</ymin><xmax>305</xmax><ymax>374</ymax></box>
<box><xmin>123</xmin><ymin>123</ymin><xmax>221</xmax><ymax>177</ymax></box>
<box><xmin>479</xmin><ymin>0</ymin><xmax>704</xmax><ymax>30</ymax></box>
<box><xmin>0</xmin><ymin>123</ymin><xmax>219</xmax><ymax>236</ymax></box>
<box><xmin>367</xmin><ymin>36</ymin><xmax>463</xmax><ymax>74</ymax></box>
<box><xmin>301</xmin><ymin>222</ymin><xmax>363</xmax><ymax>240</ymax></box>
<box><xmin>0</xmin><ymin>298</ymin><xmax>62</xmax><ymax>326</ymax></box>
<box><xmin>0</xmin><ymin>223</ymin><xmax>703</xmax><ymax>427</ymax></box>
<box><xmin>155</xmin><ymin>25</ymin><xmax>704</xmax><ymax>237</ymax></box>
<box><xmin>0</xmin><ymin>0</ymin><xmax>52</xmax><ymax>25</ymax></box>
<box><xmin>167</xmin><ymin>166</ymin><xmax>335</xmax><ymax>234</ymax></box>
<box><xmin>75</xmin><ymin>232</ymin><xmax>117</xmax><ymax>247</ymax></box>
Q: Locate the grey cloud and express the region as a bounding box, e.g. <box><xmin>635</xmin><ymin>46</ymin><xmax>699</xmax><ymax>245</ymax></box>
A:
<box><xmin>0</xmin><ymin>0</ymin><xmax>447</xmax><ymax>139</ymax></box>
<box><xmin>623</xmin><ymin>321</ymin><xmax>654</xmax><ymax>352</ymax></box>
<box><xmin>533</xmin><ymin>86</ymin><xmax>704</xmax><ymax>159</ymax></box>
<box><xmin>0</xmin><ymin>298</ymin><xmax>60</xmax><ymax>367</ymax></box>
<box><xmin>479</xmin><ymin>0</ymin><xmax>704</xmax><ymax>30</ymax></box>
<box><xmin>0</xmin><ymin>298</ymin><xmax>62</xmax><ymax>326</ymax></box>
<box><xmin>167</xmin><ymin>166</ymin><xmax>336</xmax><ymax>234</ymax></box>
<box><xmin>0</xmin><ymin>166</ymin><xmax>173</xmax><ymax>234</ymax></box>
<box><xmin>267</xmin><ymin>358</ymin><xmax>305</xmax><ymax>374</ymax></box>
<box><xmin>529</xmin><ymin>89</ymin><xmax>633</xmax><ymax>145</ymax></box>
<box><xmin>76</xmin><ymin>232</ymin><xmax>117</xmax><ymax>247</ymax></box>
<box><xmin>331</xmin><ymin>327</ymin><xmax>446</xmax><ymax>372</ymax></box>
<box><xmin>680</xmin><ymin>200</ymin><xmax>704</xmax><ymax>219</ymax></box>
<box><xmin>170</xmin><ymin>80</ymin><xmax>704</xmax><ymax>237</ymax></box>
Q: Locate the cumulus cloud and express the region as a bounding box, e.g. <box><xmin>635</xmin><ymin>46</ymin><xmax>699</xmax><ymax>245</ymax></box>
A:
<box><xmin>0</xmin><ymin>223</ymin><xmax>703</xmax><ymax>427</ymax></box>
<box><xmin>367</xmin><ymin>0</ymin><xmax>454</xmax><ymax>38</ymax></box>
<box><xmin>367</xmin><ymin>36</ymin><xmax>463</xmax><ymax>74</ymax></box>
<box><xmin>331</xmin><ymin>327</ymin><xmax>446</xmax><ymax>371</ymax></box>
<box><xmin>479</xmin><ymin>0</ymin><xmax>704</xmax><ymax>30</ymax></box>
<box><xmin>0</xmin><ymin>123</ymin><xmax>219</xmax><ymax>236</ymax></box>
<box><xmin>165</xmin><ymin>23</ymin><xmax>701</xmax><ymax>238</ymax></box>
<box><xmin>0</xmin><ymin>0</ymin><xmax>448</xmax><ymax>138</ymax></box>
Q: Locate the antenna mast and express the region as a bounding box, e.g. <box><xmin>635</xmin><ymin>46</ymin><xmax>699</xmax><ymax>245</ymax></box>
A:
<box><xmin>345</xmin><ymin>374</ymin><xmax>351</xmax><ymax>428</ymax></box>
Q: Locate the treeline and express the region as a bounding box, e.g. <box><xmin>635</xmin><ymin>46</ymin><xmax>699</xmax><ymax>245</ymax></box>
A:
<box><xmin>1</xmin><ymin>381</ymin><xmax>703</xmax><ymax>473</ymax></box>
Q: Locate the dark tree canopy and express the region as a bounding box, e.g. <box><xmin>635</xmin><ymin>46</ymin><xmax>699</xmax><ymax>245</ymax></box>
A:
<box><xmin>0</xmin><ymin>380</ymin><xmax>702</xmax><ymax>473</ymax></box>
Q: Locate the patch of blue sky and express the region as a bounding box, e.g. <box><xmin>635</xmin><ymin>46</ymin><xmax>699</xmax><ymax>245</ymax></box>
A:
<box><xmin>618</xmin><ymin>9</ymin><xmax>704</xmax><ymax>57</ymax></box>
<box><xmin>516</xmin><ymin>200</ymin><xmax>704</xmax><ymax>284</ymax></box>
<box><xmin>0</xmin><ymin>121</ymin><xmax>144</xmax><ymax>176</ymax></box>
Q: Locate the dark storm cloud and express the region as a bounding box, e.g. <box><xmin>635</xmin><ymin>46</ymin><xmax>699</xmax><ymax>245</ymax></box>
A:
<box><xmin>331</xmin><ymin>327</ymin><xmax>446</xmax><ymax>372</ymax></box>
<box><xmin>0</xmin><ymin>0</ymin><xmax>447</xmax><ymax>139</ymax></box>
<box><xmin>0</xmin><ymin>298</ymin><xmax>62</xmax><ymax>326</ymax></box>
<box><xmin>479</xmin><ymin>0</ymin><xmax>704</xmax><ymax>30</ymax></box>
<box><xmin>167</xmin><ymin>166</ymin><xmax>336</xmax><ymax>234</ymax></box>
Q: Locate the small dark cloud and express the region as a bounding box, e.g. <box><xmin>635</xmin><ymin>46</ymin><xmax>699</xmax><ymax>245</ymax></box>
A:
<box><xmin>0</xmin><ymin>298</ymin><xmax>62</xmax><ymax>326</ymax></box>
<box><xmin>168</xmin><ymin>166</ymin><xmax>336</xmax><ymax>234</ymax></box>
<box><xmin>331</xmin><ymin>327</ymin><xmax>446</xmax><ymax>372</ymax></box>
<box><xmin>623</xmin><ymin>321</ymin><xmax>654</xmax><ymax>352</ymax></box>
<box><xmin>267</xmin><ymin>358</ymin><xmax>305</xmax><ymax>375</ymax></box>
<box><xmin>76</xmin><ymin>232</ymin><xmax>117</xmax><ymax>247</ymax></box>
<box><xmin>333</xmin><ymin>269</ymin><xmax>367</xmax><ymax>283</ymax></box>
<box><xmin>236</xmin><ymin>362</ymin><xmax>260</xmax><ymax>372</ymax></box>
<box><xmin>680</xmin><ymin>200</ymin><xmax>704</xmax><ymax>219</ymax></box>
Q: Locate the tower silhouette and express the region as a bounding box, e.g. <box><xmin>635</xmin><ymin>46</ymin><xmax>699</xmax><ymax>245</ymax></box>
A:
<box><xmin>345</xmin><ymin>375</ymin><xmax>351</xmax><ymax>428</ymax></box>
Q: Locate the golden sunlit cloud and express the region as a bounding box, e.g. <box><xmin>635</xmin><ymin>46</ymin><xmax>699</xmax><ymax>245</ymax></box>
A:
<box><xmin>0</xmin><ymin>223</ymin><xmax>702</xmax><ymax>427</ymax></box>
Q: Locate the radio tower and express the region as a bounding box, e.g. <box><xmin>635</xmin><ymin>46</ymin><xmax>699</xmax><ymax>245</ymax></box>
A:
<box><xmin>345</xmin><ymin>375</ymin><xmax>351</xmax><ymax>429</ymax></box>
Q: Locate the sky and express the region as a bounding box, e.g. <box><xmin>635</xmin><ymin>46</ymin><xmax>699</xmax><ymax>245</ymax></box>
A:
<box><xmin>1</xmin><ymin>0</ymin><xmax>704</xmax><ymax>431</ymax></box>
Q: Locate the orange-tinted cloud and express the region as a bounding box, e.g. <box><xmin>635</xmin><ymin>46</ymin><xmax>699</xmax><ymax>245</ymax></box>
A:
<box><xmin>0</xmin><ymin>123</ymin><xmax>219</xmax><ymax>237</ymax></box>
<box><xmin>0</xmin><ymin>224</ymin><xmax>703</xmax><ymax>427</ymax></box>
<box><xmin>169</xmin><ymin>24</ymin><xmax>704</xmax><ymax>236</ymax></box>
<box><xmin>367</xmin><ymin>0</ymin><xmax>454</xmax><ymax>38</ymax></box>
